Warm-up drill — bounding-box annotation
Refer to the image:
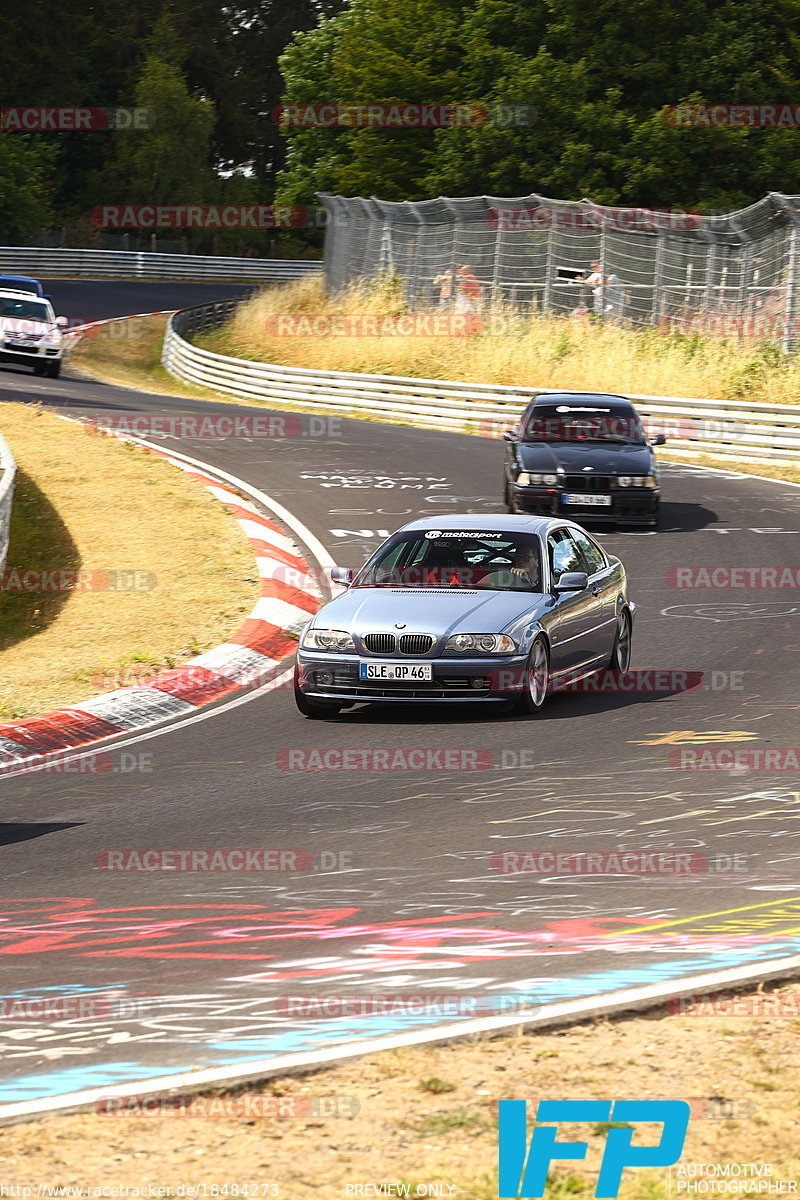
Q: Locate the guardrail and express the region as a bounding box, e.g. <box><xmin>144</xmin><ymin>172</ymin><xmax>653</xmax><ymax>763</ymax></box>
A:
<box><xmin>0</xmin><ymin>431</ymin><xmax>17</xmax><ymax>571</ymax></box>
<box><xmin>0</xmin><ymin>247</ymin><xmax>322</xmax><ymax>283</ymax></box>
<box><xmin>161</xmin><ymin>302</ymin><xmax>800</xmax><ymax>464</ymax></box>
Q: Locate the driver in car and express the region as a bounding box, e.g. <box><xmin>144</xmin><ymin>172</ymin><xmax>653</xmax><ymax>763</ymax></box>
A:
<box><xmin>511</xmin><ymin>545</ymin><xmax>539</xmax><ymax>586</ymax></box>
<box><xmin>478</xmin><ymin>544</ymin><xmax>540</xmax><ymax>590</ymax></box>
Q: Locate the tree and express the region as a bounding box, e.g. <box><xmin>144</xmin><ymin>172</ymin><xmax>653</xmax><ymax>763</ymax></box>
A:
<box><xmin>277</xmin><ymin>0</ymin><xmax>800</xmax><ymax>210</ymax></box>
<box><xmin>94</xmin><ymin>53</ymin><xmax>217</xmax><ymax>206</ymax></box>
<box><xmin>0</xmin><ymin>136</ymin><xmax>55</xmax><ymax>240</ymax></box>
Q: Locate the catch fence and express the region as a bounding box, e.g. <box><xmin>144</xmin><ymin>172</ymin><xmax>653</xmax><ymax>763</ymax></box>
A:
<box><xmin>319</xmin><ymin>192</ymin><xmax>800</xmax><ymax>352</ymax></box>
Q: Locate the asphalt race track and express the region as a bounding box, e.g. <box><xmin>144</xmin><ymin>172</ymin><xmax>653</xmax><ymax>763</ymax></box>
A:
<box><xmin>1</xmin><ymin>281</ymin><xmax>800</xmax><ymax>1112</ymax></box>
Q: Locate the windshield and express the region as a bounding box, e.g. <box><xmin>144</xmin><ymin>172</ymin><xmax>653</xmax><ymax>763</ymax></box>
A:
<box><xmin>354</xmin><ymin>531</ymin><xmax>543</xmax><ymax>592</ymax></box>
<box><xmin>0</xmin><ymin>297</ymin><xmax>52</xmax><ymax>323</ymax></box>
<box><xmin>520</xmin><ymin>406</ymin><xmax>646</xmax><ymax>444</ymax></box>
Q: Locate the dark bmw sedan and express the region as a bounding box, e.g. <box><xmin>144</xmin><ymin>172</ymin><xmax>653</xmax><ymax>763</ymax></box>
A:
<box><xmin>503</xmin><ymin>392</ymin><xmax>665</xmax><ymax>528</ymax></box>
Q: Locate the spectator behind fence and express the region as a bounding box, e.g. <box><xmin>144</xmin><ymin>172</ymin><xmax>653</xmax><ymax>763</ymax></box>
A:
<box><xmin>433</xmin><ymin>270</ymin><xmax>453</xmax><ymax>309</ymax></box>
<box><xmin>455</xmin><ymin>264</ymin><xmax>481</xmax><ymax>314</ymax></box>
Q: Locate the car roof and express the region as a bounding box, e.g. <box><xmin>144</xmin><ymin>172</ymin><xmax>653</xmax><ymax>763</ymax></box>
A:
<box><xmin>397</xmin><ymin>514</ymin><xmax>567</xmax><ymax>536</ymax></box>
<box><xmin>530</xmin><ymin>391</ymin><xmax>634</xmax><ymax>409</ymax></box>
<box><xmin>0</xmin><ymin>289</ymin><xmax>48</xmax><ymax>302</ymax></box>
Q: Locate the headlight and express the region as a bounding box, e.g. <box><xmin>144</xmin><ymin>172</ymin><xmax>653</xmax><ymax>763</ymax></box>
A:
<box><xmin>618</xmin><ymin>475</ymin><xmax>657</xmax><ymax>488</ymax></box>
<box><xmin>444</xmin><ymin>633</ymin><xmax>517</xmax><ymax>653</ymax></box>
<box><xmin>516</xmin><ymin>472</ymin><xmax>558</xmax><ymax>486</ymax></box>
<box><xmin>301</xmin><ymin>627</ymin><xmax>355</xmax><ymax>652</ymax></box>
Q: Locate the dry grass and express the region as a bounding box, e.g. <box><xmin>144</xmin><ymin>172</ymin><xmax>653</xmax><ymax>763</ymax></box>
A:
<box><xmin>0</xmin><ymin>403</ymin><xmax>257</xmax><ymax>719</ymax></box>
<box><xmin>70</xmin><ymin>315</ymin><xmax>215</xmax><ymax>399</ymax></box>
<box><xmin>0</xmin><ymin>980</ymin><xmax>798</xmax><ymax>1196</ymax></box>
<box><xmin>206</xmin><ymin>276</ymin><xmax>800</xmax><ymax>406</ymax></box>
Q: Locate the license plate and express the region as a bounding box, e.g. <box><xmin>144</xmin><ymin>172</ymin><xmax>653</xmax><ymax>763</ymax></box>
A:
<box><xmin>562</xmin><ymin>493</ymin><xmax>613</xmax><ymax>506</ymax></box>
<box><xmin>359</xmin><ymin>661</ymin><xmax>433</xmax><ymax>681</ymax></box>
<box><xmin>9</xmin><ymin>340</ymin><xmax>38</xmax><ymax>349</ymax></box>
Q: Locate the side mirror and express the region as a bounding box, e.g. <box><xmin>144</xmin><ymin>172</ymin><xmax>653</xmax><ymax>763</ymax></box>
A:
<box><xmin>651</xmin><ymin>433</ymin><xmax>666</xmax><ymax>446</ymax></box>
<box><xmin>55</xmin><ymin>316</ymin><xmax>69</xmax><ymax>327</ymax></box>
<box><xmin>554</xmin><ymin>571</ymin><xmax>589</xmax><ymax>592</ymax></box>
<box><xmin>502</xmin><ymin>429</ymin><xmax>517</xmax><ymax>442</ymax></box>
<box><xmin>329</xmin><ymin>566</ymin><xmax>354</xmax><ymax>586</ymax></box>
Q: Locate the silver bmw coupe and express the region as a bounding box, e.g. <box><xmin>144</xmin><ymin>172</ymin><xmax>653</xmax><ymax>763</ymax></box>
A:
<box><xmin>294</xmin><ymin>515</ymin><xmax>634</xmax><ymax>718</ymax></box>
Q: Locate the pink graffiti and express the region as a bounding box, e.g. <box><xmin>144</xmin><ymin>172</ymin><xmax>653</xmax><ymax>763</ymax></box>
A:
<box><xmin>0</xmin><ymin>899</ymin><xmax>772</xmax><ymax>975</ymax></box>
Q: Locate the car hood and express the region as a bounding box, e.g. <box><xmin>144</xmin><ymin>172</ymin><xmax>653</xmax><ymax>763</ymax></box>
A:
<box><xmin>519</xmin><ymin>442</ymin><xmax>652</xmax><ymax>473</ymax></box>
<box><xmin>0</xmin><ymin>317</ymin><xmax>58</xmax><ymax>338</ymax></box>
<box><xmin>313</xmin><ymin>586</ymin><xmax>546</xmax><ymax>637</ymax></box>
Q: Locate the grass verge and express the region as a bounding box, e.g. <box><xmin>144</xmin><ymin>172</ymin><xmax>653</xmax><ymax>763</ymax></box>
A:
<box><xmin>0</xmin><ymin>978</ymin><xmax>797</xmax><ymax>1195</ymax></box>
<box><xmin>0</xmin><ymin>402</ymin><xmax>257</xmax><ymax>719</ymax></box>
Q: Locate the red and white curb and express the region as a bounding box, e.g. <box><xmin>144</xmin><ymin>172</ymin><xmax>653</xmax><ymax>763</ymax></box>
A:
<box><xmin>63</xmin><ymin>310</ymin><xmax>177</xmax><ymax>348</ymax></box>
<box><xmin>0</xmin><ymin>435</ymin><xmax>328</xmax><ymax>771</ymax></box>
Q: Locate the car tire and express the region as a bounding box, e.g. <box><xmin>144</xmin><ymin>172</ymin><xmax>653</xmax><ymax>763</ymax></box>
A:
<box><xmin>32</xmin><ymin>363</ymin><xmax>46</xmax><ymax>376</ymax></box>
<box><xmin>608</xmin><ymin>609</ymin><xmax>632</xmax><ymax>670</ymax></box>
<box><xmin>45</xmin><ymin>361</ymin><xmax>61</xmax><ymax>379</ymax></box>
<box><xmin>504</xmin><ymin>479</ymin><xmax>515</xmax><ymax>513</ymax></box>
<box><xmin>293</xmin><ymin>667</ymin><xmax>342</xmax><ymax>719</ymax></box>
<box><xmin>515</xmin><ymin>635</ymin><xmax>550</xmax><ymax>715</ymax></box>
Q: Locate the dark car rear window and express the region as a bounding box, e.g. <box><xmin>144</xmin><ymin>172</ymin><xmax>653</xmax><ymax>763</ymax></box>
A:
<box><xmin>521</xmin><ymin>404</ymin><xmax>645</xmax><ymax>444</ymax></box>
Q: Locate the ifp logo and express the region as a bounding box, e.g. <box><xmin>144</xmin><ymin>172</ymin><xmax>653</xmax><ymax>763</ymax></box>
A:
<box><xmin>498</xmin><ymin>1100</ymin><xmax>690</xmax><ymax>1198</ymax></box>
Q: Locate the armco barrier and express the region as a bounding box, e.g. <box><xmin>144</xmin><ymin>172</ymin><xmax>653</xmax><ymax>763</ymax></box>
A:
<box><xmin>0</xmin><ymin>431</ymin><xmax>17</xmax><ymax>571</ymax></box>
<box><xmin>161</xmin><ymin>302</ymin><xmax>800</xmax><ymax>464</ymax></box>
<box><xmin>0</xmin><ymin>246</ymin><xmax>322</xmax><ymax>283</ymax></box>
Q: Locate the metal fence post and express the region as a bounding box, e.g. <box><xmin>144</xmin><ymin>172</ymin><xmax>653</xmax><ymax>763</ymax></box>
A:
<box><xmin>542</xmin><ymin>226</ymin><xmax>554</xmax><ymax>314</ymax></box>
<box><xmin>652</xmin><ymin>231</ymin><xmax>664</xmax><ymax>326</ymax></box>
<box><xmin>598</xmin><ymin>224</ymin><xmax>607</xmax><ymax>317</ymax></box>
<box><xmin>783</xmin><ymin>222</ymin><xmax>799</xmax><ymax>354</ymax></box>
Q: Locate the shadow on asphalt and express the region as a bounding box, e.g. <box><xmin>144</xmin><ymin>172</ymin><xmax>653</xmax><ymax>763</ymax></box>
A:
<box><xmin>330</xmin><ymin>682</ymin><xmax>692</xmax><ymax>725</ymax></box>
<box><xmin>581</xmin><ymin>499</ymin><xmax>719</xmax><ymax>534</ymax></box>
<box><xmin>0</xmin><ymin>822</ymin><xmax>83</xmax><ymax>846</ymax></box>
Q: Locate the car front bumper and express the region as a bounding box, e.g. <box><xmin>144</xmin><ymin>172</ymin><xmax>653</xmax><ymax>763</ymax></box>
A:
<box><xmin>513</xmin><ymin>485</ymin><xmax>659</xmax><ymax>523</ymax></box>
<box><xmin>0</xmin><ymin>345</ymin><xmax>63</xmax><ymax>367</ymax></box>
<box><xmin>296</xmin><ymin>651</ymin><xmax>530</xmax><ymax>703</ymax></box>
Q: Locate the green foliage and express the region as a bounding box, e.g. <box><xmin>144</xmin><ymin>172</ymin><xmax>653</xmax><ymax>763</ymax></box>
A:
<box><xmin>277</xmin><ymin>0</ymin><xmax>800</xmax><ymax>209</ymax></box>
<box><xmin>0</xmin><ymin>135</ymin><xmax>56</xmax><ymax>239</ymax></box>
